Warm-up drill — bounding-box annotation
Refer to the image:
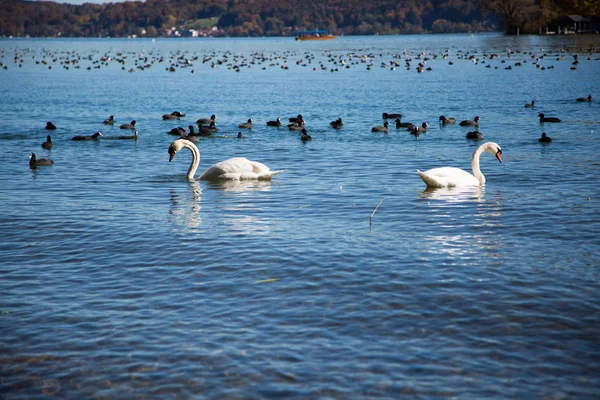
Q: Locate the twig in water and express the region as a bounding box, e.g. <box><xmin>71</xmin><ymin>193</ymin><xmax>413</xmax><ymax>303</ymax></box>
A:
<box><xmin>370</xmin><ymin>197</ymin><xmax>385</xmax><ymax>227</ymax></box>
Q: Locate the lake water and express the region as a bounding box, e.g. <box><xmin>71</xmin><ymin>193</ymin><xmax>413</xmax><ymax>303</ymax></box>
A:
<box><xmin>1</xmin><ymin>33</ymin><xmax>599</xmax><ymax>398</ymax></box>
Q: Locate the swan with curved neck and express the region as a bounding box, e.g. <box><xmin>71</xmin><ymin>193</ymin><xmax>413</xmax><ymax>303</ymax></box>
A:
<box><xmin>417</xmin><ymin>142</ymin><xmax>502</xmax><ymax>188</ymax></box>
<box><xmin>168</xmin><ymin>139</ymin><xmax>284</xmax><ymax>182</ymax></box>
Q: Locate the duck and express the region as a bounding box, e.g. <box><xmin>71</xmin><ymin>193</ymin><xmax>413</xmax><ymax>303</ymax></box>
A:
<box><xmin>45</xmin><ymin>121</ymin><xmax>57</xmax><ymax>130</ymax></box>
<box><xmin>120</xmin><ymin>120</ymin><xmax>136</xmax><ymax>130</ymax></box>
<box><xmin>29</xmin><ymin>153</ymin><xmax>54</xmax><ymax>168</ymax></box>
<box><xmin>198</xmin><ymin>122</ymin><xmax>217</xmax><ymax>136</ymax></box>
<box><xmin>289</xmin><ymin>114</ymin><xmax>304</xmax><ymax>123</ymax></box>
<box><xmin>372</xmin><ymin>121</ymin><xmax>390</xmax><ymax>132</ymax></box>
<box><xmin>196</xmin><ymin>114</ymin><xmax>216</xmax><ymax>125</ymax></box>
<box><xmin>466</xmin><ymin>131</ymin><xmax>484</xmax><ymax>140</ymax></box>
<box><xmin>114</xmin><ymin>131</ymin><xmax>138</xmax><ymax>140</ymax></box>
<box><xmin>300</xmin><ymin>129</ymin><xmax>312</xmax><ymax>141</ymax></box>
<box><xmin>408</xmin><ymin>122</ymin><xmax>429</xmax><ymax>133</ymax></box>
<box><xmin>330</xmin><ymin>118</ymin><xmax>343</xmax><ymax>129</ymax></box>
<box><xmin>103</xmin><ymin>115</ymin><xmax>115</xmax><ymax>125</ymax></box>
<box><xmin>184</xmin><ymin>133</ymin><xmax>199</xmax><ymax>143</ymax></box>
<box><xmin>288</xmin><ymin>116</ymin><xmax>305</xmax><ymax>131</ymax></box>
<box><xmin>576</xmin><ymin>95</ymin><xmax>592</xmax><ymax>102</ymax></box>
<box><xmin>524</xmin><ymin>100</ymin><xmax>535</xmax><ymax>108</ymax></box>
<box><xmin>539</xmin><ymin>132</ymin><xmax>552</xmax><ymax>143</ymax></box>
<box><xmin>439</xmin><ymin>116</ymin><xmax>456</xmax><ymax>125</ymax></box>
<box><xmin>395</xmin><ymin>118</ymin><xmax>414</xmax><ymax>128</ymax></box>
<box><xmin>41</xmin><ymin>135</ymin><xmax>53</xmax><ymax>150</ymax></box>
<box><xmin>238</xmin><ymin>118</ymin><xmax>253</xmax><ymax>129</ymax></box>
<box><xmin>266</xmin><ymin>117</ymin><xmax>282</xmax><ymax>127</ymax></box>
<box><xmin>162</xmin><ymin>111</ymin><xmax>185</xmax><ymax>120</ymax></box>
<box><xmin>168</xmin><ymin>127</ymin><xmax>186</xmax><ymax>136</ymax></box>
<box><xmin>72</xmin><ymin>132</ymin><xmax>103</xmax><ymax>141</ymax></box>
<box><xmin>168</xmin><ymin>138</ymin><xmax>284</xmax><ymax>181</ymax></box>
<box><xmin>417</xmin><ymin>141</ymin><xmax>502</xmax><ymax>188</ymax></box>
<box><xmin>538</xmin><ymin>113</ymin><xmax>561</xmax><ymax>123</ymax></box>
<box><xmin>237</xmin><ymin>132</ymin><xmax>243</xmax><ymax>139</ymax></box>
<box><xmin>459</xmin><ymin>116</ymin><xmax>480</xmax><ymax>126</ymax></box>
<box><xmin>382</xmin><ymin>112</ymin><xmax>402</xmax><ymax>119</ymax></box>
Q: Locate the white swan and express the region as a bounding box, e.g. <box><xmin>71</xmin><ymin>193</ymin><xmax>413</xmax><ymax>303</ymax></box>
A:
<box><xmin>168</xmin><ymin>139</ymin><xmax>284</xmax><ymax>181</ymax></box>
<box><xmin>417</xmin><ymin>142</ymin><xmax>502</xmax><ymax>188</ymax></box>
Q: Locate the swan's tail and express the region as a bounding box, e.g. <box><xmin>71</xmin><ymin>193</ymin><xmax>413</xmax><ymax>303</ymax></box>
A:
<box><xmin>259</xmin><ymin>170</ymin><xmax>285</xmax><ymax>180</ymax></box>
<box><xmin>417</xmin><ymin>169</ymin><xmax>441</xmax><ymax>188</ymax></box>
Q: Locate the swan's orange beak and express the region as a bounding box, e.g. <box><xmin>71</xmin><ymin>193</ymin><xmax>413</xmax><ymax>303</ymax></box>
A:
<box><xmin>496</xmin><ymin>150</ymin><xmax>503</xmax><ymax>163</ymax></box>
<box><xmin>168</xmin><ymin>149</ymin><xmax>175</xmax><ymax>162</ymax></box>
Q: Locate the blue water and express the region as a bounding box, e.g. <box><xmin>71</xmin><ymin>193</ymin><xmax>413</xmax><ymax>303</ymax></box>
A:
<box><xmin>1</xmin><ymin>34</ymin><xmax>599</xmax><ymax>398</ymax></box>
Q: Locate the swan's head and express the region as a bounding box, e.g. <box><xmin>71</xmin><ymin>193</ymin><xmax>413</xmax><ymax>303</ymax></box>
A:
<box><xmin>485</xmin><ymin>142</ymin><xmax>502</xmax><ymax>163</ymax></box>
<box><xmin>168</xmin><ymin>139</ymin><xmax>185</xmax><ymax>162</ymax></box>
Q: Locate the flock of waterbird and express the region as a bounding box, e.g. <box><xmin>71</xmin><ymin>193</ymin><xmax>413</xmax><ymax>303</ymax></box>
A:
<box><xmin>15</xmin><ymin>42</ymin><xmax>595</xmax><ymax>186</ymax></box>
<box><xmin>30</xmin><ymin>92</ymin><xmax>592</xmax><ymax>187</ymax></box>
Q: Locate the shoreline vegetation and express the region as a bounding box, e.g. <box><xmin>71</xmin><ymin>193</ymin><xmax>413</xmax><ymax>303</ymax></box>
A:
<box><xmin>0</xmin><ymin>0</ymin><xmax>597</xmax><ymax>38</ymax></box>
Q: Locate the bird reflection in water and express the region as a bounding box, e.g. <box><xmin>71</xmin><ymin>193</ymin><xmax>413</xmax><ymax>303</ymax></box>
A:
<box><xmin>417</xmin><ymin>185</ymin><xmax>503</xmax><ymax>261</ymax></box>
<box><xmin>418</xmin><ymin>185</ymin><xmax>484</xmax><ymax>203</ymax></box>
<box><xmin>169</xmin><ymin>181</ymin><xmax>202</xmax><ymax>229</ymax></box>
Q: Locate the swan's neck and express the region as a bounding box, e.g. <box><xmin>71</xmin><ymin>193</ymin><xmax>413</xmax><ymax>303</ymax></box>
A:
<box><xmin>471</xmin><ymin>146</ymin><xmax>486</xmax><ymax>185</ymax></box>
<box><xmin>182</xmin><ymin>140</ymin><xmax>200</xmax><ymax>181</ymax></box>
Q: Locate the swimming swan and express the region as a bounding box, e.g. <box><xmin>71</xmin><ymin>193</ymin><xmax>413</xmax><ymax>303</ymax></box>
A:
<box><xmin>417</xmin><ymin>141</ymin><xmax>502</xmax><ymax>188</ymax></box>
<box><xmin>168</xmin><ymin>139</ymin><xmax>284</xmax><ymax>182</ymax></box>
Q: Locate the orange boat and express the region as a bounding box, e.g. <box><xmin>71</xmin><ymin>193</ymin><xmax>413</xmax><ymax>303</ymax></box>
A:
<box><xmin>295</xmin><ymin>30</ymin><xmax>337</xmax><ymax>41</ymax></box>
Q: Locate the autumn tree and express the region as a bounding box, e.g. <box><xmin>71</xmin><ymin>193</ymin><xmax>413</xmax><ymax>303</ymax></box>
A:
<box><xmin>479</xmin><ymin>0</ymin><xmax>538</xmax><ymax>34</ymax></box>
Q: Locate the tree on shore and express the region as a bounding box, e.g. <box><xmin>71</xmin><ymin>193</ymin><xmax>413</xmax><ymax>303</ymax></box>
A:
<box><xmin>479</xmin><ymin>0</ymin><xmax>537</xmax><ymax>34</ymax></box>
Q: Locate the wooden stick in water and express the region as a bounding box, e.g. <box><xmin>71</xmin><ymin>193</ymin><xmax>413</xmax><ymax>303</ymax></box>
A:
<box><xmin>370</xmin><ymin>197</ymin><xmax>385</xmax><ymax>227</ymax></box>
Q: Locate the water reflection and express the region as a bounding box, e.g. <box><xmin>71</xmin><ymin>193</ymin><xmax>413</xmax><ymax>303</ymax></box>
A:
<box><xmin>169</xmin><ymin>181</ymin><xmax>202</xmax><ymax>229</ymax></box>
<box><xmin>203</xmin><ymin>180</ymin><xmax>276</xmax><ymax>193</ymax></box>
<box><xmin>420</xmin><ymin>187</ymin><xmax>504</xmax><ymax>261</ymax></box>
<box><xmin>418</xmin><ymin>186</ymin><xmax>484</xmax><ymax>203</ymax></box>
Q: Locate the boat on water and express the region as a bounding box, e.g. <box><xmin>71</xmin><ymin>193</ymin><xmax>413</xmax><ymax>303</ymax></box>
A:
<box><xmin>295</xmin><ymin>30</ymin><xmax>337</xmax><ymax>41</ymax></box>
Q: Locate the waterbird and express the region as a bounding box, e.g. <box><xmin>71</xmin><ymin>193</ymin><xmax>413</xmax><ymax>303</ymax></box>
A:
<box><xmin>162</xmin><ymin>111</ymin><xmax>185</xmax><ymax>120</ymax></box>
<box><xmin>459</xmin><ymin>116</ymin><xmax>480</xmax><ymax>126</ymax></box>
<box><xmin>72</xmin><ymin>132</ymin><xmax>103</xmax><ymax>140</ymax></box>
<box><xmin>372</xmin><ymin>121</ymin><xmax>389</xmax><ymax>132</ymax></box>
<box><xmin>439</xmin><ymin>116</ymin><xmax>456</xmax><ymax>124</ymax></box>
<box><xmin>300</xmin><ymin>129</ymin><xmax>312</xmax><ymax>141</ymax></box>
<box><xmin>120</xmin><ymin>120</ymin><xmax>136</xmax><ymax>130</ymax></box>
<box><xmin>330</xmin><ymin>118</ymin><xmax>343</xmax><ymax>129</ymax></box>
<box><xmin>103</xmin><ymin>115</ymin><xmax>115</xmax><ymax>125</ymax></box>
<box><xmin>196</xmin><ymin>114</ymin><xmax>216</xmax><ymax>125</ymax></box>
<box><xmin>29</xmin><ymin>152</ymin><xmax>54</xmax><ymax>168</ymax></box>
<box><xmin>466</xmin><ymin>131</ymin><xmax>484</xmax><ymax>140</ymax></box>
<box><xmin>417</xmin><ymin>142</ymin><xmax>502</xmax><ymax>188</ymax></box>
<box><xmin>266</xmin><ymin>118</ymin><xmax>282</xmax><ymax>127</ymax></box>
<box><xmin>45</xmin><ymin>121</ymin><xmax>56</xmax><ymax>130</ymax></box>
<box><xmin>539</xmin><ymin>132</ymin><xmax>552</xmax><ymax>143</ymax></box>
<box><xmin>41</xmin><ymin>135</ymin><xmax>53</xmax><ymax>150</ymax></box>
<box><xmin>238</xmin><ymin>118</ymin><xmax>253</xmax><ymax>129</ymax></box>
<box><xmin>168</xmin><ymin>138</ymin><xmax>284</xmax><ymax>181</ymax></box>
<box><xmin>395</xmin><ymin>118</ymin><xmax>414</xmax><ymax>128</ymax></box>
<box><xmin>538</xmin><ymin>113</ymin><xmax>561</xmax><ymax>123</ymax></box>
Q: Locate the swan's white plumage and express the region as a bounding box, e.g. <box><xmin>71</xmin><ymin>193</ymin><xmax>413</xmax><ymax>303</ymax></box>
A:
<box><xmin>199</xmin><ymin>157</ymin><xmax>280</xmax><ymax>181</ymax></box>
<box><xmin>417</xmin><ymin>141</ymin><xmax>502</xmax><ymax>188</ymax></box>
<box><xmin>169</xmin><ymin>139</ymin><xmax>284</xmax><ymax>181</ymax></box>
